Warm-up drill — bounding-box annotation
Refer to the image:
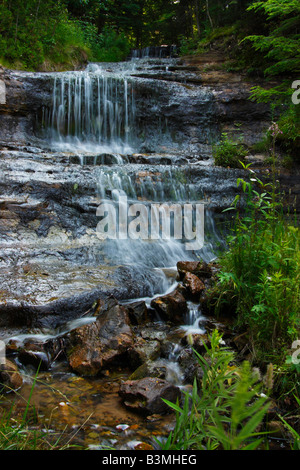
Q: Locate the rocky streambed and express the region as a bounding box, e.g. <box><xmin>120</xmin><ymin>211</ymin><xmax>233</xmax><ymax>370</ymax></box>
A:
<box><xmin>0</xmin><ymin>257</ymin><xmax>234</xmax><ymax>449</ymax></box>
<box><xmin>0</xmin><ymin>52</ymin><xmax>298</xmax><ymax>449</ymax></box>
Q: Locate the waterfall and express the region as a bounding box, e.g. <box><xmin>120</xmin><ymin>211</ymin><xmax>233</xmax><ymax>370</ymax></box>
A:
<box><xmin>130</xmin><ymin>45</ymin><xmax>178</xmax><ymax>60</ymax></box>
<box><xmin>45</xmin><ymin>68</ymin><xmax>136</xmax><ymax>154</ymax></box>
<box><xmin>41</xmin><ymin>60</ymin><xmax>225</xmax><ymax>272</ymax></box>
<box><xmin>95</xmin><ymin>165</ymin><xmax>223</xmax><ymax>269</ymax></box>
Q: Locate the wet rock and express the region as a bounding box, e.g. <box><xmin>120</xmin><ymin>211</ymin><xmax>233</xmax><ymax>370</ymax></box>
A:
<box><xmin>17</xmin><ymin>340</ymin><xmax>51</xmax><ymax>371</ymax></box>
<box><xmin>139</xmin><ymin>324</ymin><xmax>170</xmax><ymax>342</ymax></box>
<box><xmin>118</xmin><ymin>377</ymin><xmax>181</xmax><ymax>415</ymax></box>
<box><xmin>183</xmin><ymin>272</ymin><xmax>205</xmax><ymax>297</ymax></box>
<box><xmin>129</xmin><ymin>360</ymin><xmax>169</xmax><ymax>381</ymax></box>
<box><xmin>177</xmin><ymin>348</ymin><xmax>204</xmax><ymax>384</ymax></box>
<box><xmin>150</xmin><ymin>288</ymin><xmax>187</xmax><ymax>324</ymax></box>
<box><xmin>15</xmin><ymin>337</ymin><xmax>66</xmax><ymax>370</ymax></box>
<box><xmin>0</xmin><ymin>359</ymin><xmax>23</xmax><ymax>392</ymax></box>
<box><xmin>177</xmin><ymin>260</ymin><xmax>213</xmax><ymax>280</ymax></box>
<box><xmin>177</xmin><ymin>261</ymin><xmax>201</xmax><ymax>278</ymax></box>
<box><xmin>67</xmin><ymin>298</ymin><xmax>134</xmax><ymax>376</ymax></box>
<box><xmin>127</xmin><ymin>337</ymin><xmax>161</xmax><ymax>369</ymax></box>
<box><xmin>125</xmin><ymin>300</ymin><xmax>150</xmax><ymax>325</ymax></box>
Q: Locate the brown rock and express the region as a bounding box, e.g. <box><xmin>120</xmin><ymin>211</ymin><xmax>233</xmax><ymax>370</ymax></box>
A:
<box><xmin>125</xmin><ymin>300</ymin><xmax>150</xmax><ymax>325</ymax></box>
<box><xmin>150</xmin><ymin>288</ymin><xmax>187</xmax><ymax>324</ymax></box>
<box><xmin>67</xmin><ymin>298</ymin><xmax>134</xmax><ymax>376</ymax></box>
<box><xmin>127</xmin><ymin>337</ymin><xmax>161</xmax><ymax>369</ymax></box>
<box><xmin>177</xmin><ymin>260</ymin><xmax>213</xmax><ymax>280</ymax></box>
<box><xmin>119</xmin><ymin>377</ymin><xmax>181</xmax><ymax>415</ymax></box>
<box><xmin>267</xmin><ymin>420</ymin><xmax>286</xmax><ymax>438</ymax></box>
<box><xmin>0</xmin><ymin>359</ymin><xmax>23</xmax><ymax>392</ymax></box>
<box><xmin>183</xmin><ymin>272</ymin><xmax>205</xmax><ymax>297</ymax></box>
<box><xmin>177</xmin><ymin>261</ymin><xmax>201</xmax><ymax>278</ymax></box>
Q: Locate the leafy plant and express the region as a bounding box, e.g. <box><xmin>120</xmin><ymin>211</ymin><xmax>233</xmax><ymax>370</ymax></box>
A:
<box><xmin>156</xmin><ymin>330</ymin><xmax>269</xmax><ymax>450</ymax></box>
<box><xmin>207</xmin><ymin>361</ymin><xmax>270</xmax><ymax>450</ymax></box>
<box><xmin>215</xmin><ymin>162</ymin><xmax>300</xmax><ymax>359</ymax></box>
<box><xmin>213</xmin><ymin>133</ymin><xmax>248</xmax><ymax>168</ymax></box>
<box><xmin>278</xmin><ymin>396</ymin><xmax>300</xmax><ymax>450</ymax></box>
<box><xmin>245</xmin><ymin>0</ymin><xmax>300</xmax><ymax>79</ymax></box>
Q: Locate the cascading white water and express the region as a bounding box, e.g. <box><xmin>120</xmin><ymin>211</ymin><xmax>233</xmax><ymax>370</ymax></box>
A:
<box><xmin>95</xmin><ymin>164</ymin><xmax>223</xmax><ymax>270</ymax></box>
<box><xmin>45</xmin><ymin>67</ymin><xmax>136</xmax><ymax>154</ymax></box>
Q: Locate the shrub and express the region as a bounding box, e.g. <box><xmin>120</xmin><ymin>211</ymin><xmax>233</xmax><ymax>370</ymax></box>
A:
<box><xmin>213</xmin><ymin>133</ymin><xmax>248</xmax><ymax>168</ymax></box>
<box><xmin>215</xmin><ymin>163</ymin><xmax>300</xmax><ymax>361</ymax></box>
<box><xmin>156</xmin><ymin>330</ymin><xmax>270</xmax><ymax>450</ymax></box>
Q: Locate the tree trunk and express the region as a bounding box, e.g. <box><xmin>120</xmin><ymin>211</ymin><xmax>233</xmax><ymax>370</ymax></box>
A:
<box><xmin>195</xmin><ymin>0</ymin><xmax>201</xmax><ymax>37</ymax></box>
<box><xmin>206</xmin><ymin>0</ymin><xmax>214</xmax><ymax>30</ymax></box>
<box><xmin>35</xmin><ymin>0</ymin><xmax>41</xmax><ymax>25</ymax></box>
<box><xmin>14</xmin><ymin>12</ymin><xmax>19</xmax><ymax>45</ymax></box>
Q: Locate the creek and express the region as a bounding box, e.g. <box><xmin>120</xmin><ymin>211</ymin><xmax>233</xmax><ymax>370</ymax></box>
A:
<box><xmin>0</xmin><ymin>52</ymin><xmax>272</xmax><ymax>449</ymax></box>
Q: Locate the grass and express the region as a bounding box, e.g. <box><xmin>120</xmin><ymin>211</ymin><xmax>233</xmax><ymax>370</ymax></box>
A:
<box><xmin>0</xmin><ymin>362</ymin><xmax>86</xmax><ymax>450</ymax></box>
<box><xmin>213</xmin><ymin>132</ymin><xmax>248</xmax><ymax>168</ymax></box>
<box><xmin>214</xmin><ymin>162</ymin><xmax>300</xmax><ymax>362</ymax></box>
<box><xmin>156</xmin><ymin>330</ymin><xmax>271</xmax><ymax>450</ymax></box>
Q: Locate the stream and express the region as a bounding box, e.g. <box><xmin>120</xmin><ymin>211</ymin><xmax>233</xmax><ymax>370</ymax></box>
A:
<box><xmin>0</xmin><ymin>52</ymin><xmax>271</xmax><ymax>449</ymax></box>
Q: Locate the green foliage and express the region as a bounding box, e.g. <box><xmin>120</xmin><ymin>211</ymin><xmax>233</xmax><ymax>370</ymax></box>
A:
<box><xmin>75</xmin><ymin>22</ymin><xmax>130</xmax><ymax>62</ymax></box>
<box><xmin>156</xmin><ymin>330</ymin><xmax>270</xmax><ymax>450</ymax></box>
<box><xmin>216</xmin><ymin>163</ymin><xmax>300</xmax><ymax>359</ymax></box>
<box><xmin>278</xmin><ymin>396</ymin><xmax>300</xmax><ymax>449</ymax></box>
<box><xmin>178</xmin><ymin>36</ymin><xmax>202</xmax><ymax>56</ymax></box>
<box><xmin>276</xmin><ymin>105</ymin><xmax>300</xmax><ymax>158</ymax></box>
<box><xmin>0</xmin><ymin>0</ymin><xmax>90</xmax><ymax>70</ymax></box>
<box><xmin>0</xmin><ymin>0</ymin><xmax>299</xmax><ymax>74</ymax></box>
<box><xmin>213</xmin><ymin>133</ymin><xmax>248</xmax><ymax>168</ymax></box>
<box><xmin>244</xmin><ymin>1</ymin><xmax>300</xmax><ymax>104</ymax></box>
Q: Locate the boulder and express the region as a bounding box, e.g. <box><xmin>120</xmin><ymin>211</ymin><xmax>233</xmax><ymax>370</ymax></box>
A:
<box><xmin>177</xmin><ymin>348</ymin><xmax>205</xmax><ymax>384</ymax></box>
<box><xmin>183</xmin><ymin>272</ymin><xmax>205</xmax><ymax>297</ymax></box>
<box><xmin>177</xmin><ymin>261</ymin><xmax>201</xmax><ymax>279</ymax></box>
<box><xmin>6</xmin><ymin>336</ymin><xmax>67</xmax><ymax>371</ymax></box>
<box><xmin>127</xmin><ymin>337</ymin><xmax>161</xmax><ymax>369</ymax></box>
<box><xmin>17</xmin><ymin>341</ymin><xmax>51</xmax><ymax>371</ymax></box>
<box><xmin>119</xmin><ymin>377</ymin><xmax>181</xmax><ymax>415</ymax></box>
<box><xmin>0</xmin><ymin>359</ymin><xmax>23</xmax><ymax>392</ymax></box>
<box><xmin>177</xmin><ymin>260</ymin><xmax>213</xmax><ymax>280</ymax></box>
<box><xmin>67</xmin><ymin>298</ymin><xmax>134</xmax><ymax>376</ymax></box>
<box><xmin>150</xmin><ymin>288</ymin><xmax>187</xmax><ymax>324</ymax></box>
<box><xmin>125</xmin><ymin>300</ymin><xmax>150</xmax><ymax>325</ymax></box>
<box><xmin>129</xmin><ymin>360</ymin><xmax>170</xmax><ymax>381</ymax></box>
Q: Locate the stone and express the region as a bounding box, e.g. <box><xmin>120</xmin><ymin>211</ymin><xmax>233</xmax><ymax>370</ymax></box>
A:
<box><xmin>177</xmin><ymin>261</ymin><xmax>201</xmax><ymax>279</ymax></box>
<box><xmin>118</xmin><ymin>377</ymin><xmax>181</xmax><ymax>415</ymax></box>
<box><xmin>129</xmin><ymin>360</ymin><xmax>169</xmax><ymax>381</ymax></box>
<box><xmin>67</xmin><ymin>298</ymin><xmax>134</xmax><ymax>376</ymax></box>
<box><xmin>127</xmin><ymin>337</ymin><xmax>161</xmax><ymax>369</ymax></box>
<box><xmin>266</xmin><ymin>420</ymin><xmax>286</xmax><ymax>438</ymax></box>
<box><xmin>177</xmin><ymin>260</ymin><xmax>213</xmax><ymax>280</ymax></box>
<box><xmin>150</xmin><ymin>288</ymin><xmax>187</xmax><ymax>324</ymax></box>
<box><xmin>183</xmin><ymin>272</ymin><xmax>205</xmax><ymax>297</ymax></box>
<box><xmin>0</xmin><ymin>359</ymin><xmax>23</xmax><ymax>392</ymax></box>
<box><xmin>125</xmin><ymin>300</ymin><xmax>150</xmax><ymax>325</ymax></box>
<box><xmin>17</xmin><ymin>341</ymin><xmax>51</xmax><ymax>371</ymax></box>
<box><xmin>177</xmin><ymin>348</ymin><xmax>204</xmax><ymax>384</ymax></box>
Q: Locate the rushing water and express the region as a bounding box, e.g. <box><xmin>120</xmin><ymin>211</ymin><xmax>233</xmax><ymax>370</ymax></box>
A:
<box><xmin>43</xmin><ymin>65</ymin><xmax>137</xmax><ymax>155</ymax></box>
<box><xmin>1</xmin><ymin>56</ymin><xmax>229</xmax><ymax>449</ymax></box>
